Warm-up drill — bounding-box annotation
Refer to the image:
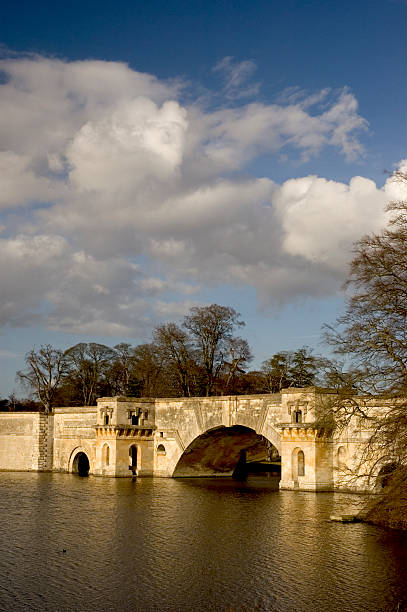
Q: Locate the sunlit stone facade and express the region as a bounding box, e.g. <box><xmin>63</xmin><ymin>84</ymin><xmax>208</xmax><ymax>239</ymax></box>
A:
<box><xmin>0</xmin><ymin>388</ymin><xmax>381</xmax><ymax>492</ymax></box>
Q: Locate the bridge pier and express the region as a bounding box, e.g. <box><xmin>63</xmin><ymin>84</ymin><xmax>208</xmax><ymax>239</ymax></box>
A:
<box><xmin>278</xmin><ymin>388</ymin><xmax>335</xmax><ymax>491</ymax></box>
<box><xmin>279</xmin><ymin>428</ymin><xmax>334</xmax><ymax>491</ymax></box>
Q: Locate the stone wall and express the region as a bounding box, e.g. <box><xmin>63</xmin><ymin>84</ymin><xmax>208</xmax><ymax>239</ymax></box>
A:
<box><xmin>52</xmin><ymin>407</ymin><xmax>97</xmax><ymax>473</ymax></box>
<box><xmin>0</xmin><ymin>412</ymin><xmax>51</xmax><ymax>471</ymax></box>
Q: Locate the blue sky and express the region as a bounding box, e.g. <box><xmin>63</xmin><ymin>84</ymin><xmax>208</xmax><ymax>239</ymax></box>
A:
<box><xmin>1</xmin><ymin>0</ymin><xmax>407</xmax><ymax>396</ymax></box>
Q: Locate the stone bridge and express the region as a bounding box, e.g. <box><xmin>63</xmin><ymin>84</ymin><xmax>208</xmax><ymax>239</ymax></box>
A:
<box><xmin>58</xmin><ymin>387</ymin><xmax>344</xmax><ymax>491</ymax></box>
<box><xmin>0</xmin><ymin>387</ymin><xmax>374</xmax><ymax>491</ymax></box>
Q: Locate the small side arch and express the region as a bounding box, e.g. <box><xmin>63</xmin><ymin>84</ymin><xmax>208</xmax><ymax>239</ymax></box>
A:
<box><xmin>68</xmin><ymin>447</ymin><xmax>92</xmax><ymax>476</ymax></box>
<box><xmin>157</xmin><ymin>444</ymin><xmax>166</xmax><ymax>455</ymax></box>
<box><xmin>129</xmin><ymin>444</ymin><xmax>138</xmax><ymax>474</ymax></box>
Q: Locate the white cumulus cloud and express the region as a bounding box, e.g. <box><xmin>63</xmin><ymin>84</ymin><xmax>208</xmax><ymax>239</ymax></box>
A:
<box><xmin>0</xmin><ymin>55</ymin><xmax>396</xmax><ymax>336</ymax></box>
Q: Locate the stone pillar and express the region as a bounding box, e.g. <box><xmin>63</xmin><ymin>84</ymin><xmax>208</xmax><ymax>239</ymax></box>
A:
<box><xmin>94</xmin><ymin>426</ymin><xmax>155</xmax><ymax>477</ymax></box>
<box><xmin>31</xmin><ymin>412</ymin><xmax>54</xmax><ymax>472</ymax></box>
<box><xmin>279</xmin><ymin>425</ymin><xmax>333</xmax><ymax>491</ymax></box>
<box><xmin>279</xmin><ymin>387</ymin><xmax>336</xmax><ymax>491</ymax></box>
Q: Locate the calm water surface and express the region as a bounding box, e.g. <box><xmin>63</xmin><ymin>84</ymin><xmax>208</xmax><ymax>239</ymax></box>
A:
<box><xmin>0</xmin><ymin>473</ymin><xmax>406</xmax><ymax>612</ymax></box>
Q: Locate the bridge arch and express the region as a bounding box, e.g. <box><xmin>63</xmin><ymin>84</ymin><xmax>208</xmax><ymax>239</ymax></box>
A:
<box><xmin>172</xmin><ymin>424</ymin><xmax>280</xmax><ymax>478</ymax></box>
<box><xmin>68</xmin><ymin>447</ymin><xmax>92</xmax><ymax>476</ymax></box>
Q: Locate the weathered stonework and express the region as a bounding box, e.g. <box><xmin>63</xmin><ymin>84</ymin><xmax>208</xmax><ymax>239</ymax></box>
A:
<box><xmin>0</xmin><ymin>388</ymin><xmax>385</xmax><ymax>492</ymax></box>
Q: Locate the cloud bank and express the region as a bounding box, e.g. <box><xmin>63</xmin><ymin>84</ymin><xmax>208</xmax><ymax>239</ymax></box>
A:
<box><xmin>0</xmin><ymin>55</ymin><xmax>402</xmax><ymax>336</ymax></box>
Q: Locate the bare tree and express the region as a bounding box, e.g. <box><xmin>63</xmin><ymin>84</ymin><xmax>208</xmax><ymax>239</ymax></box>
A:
<box><xmin>17</xmin><ymin>344</ymin><xmax>68</xmax><ymax>412</ymax></box>
<box><xmin>131</xmin><ymin>343</ymin><xmax>165</xmax><ymax>397</ymax></box>
<box><xmin>153</xmin><ymin>323</ymin><xmax>196</xmax><ymax>396</ymax></box>
<box><xmin>326</xmin><ymin>192</ymin><xmax>407</xmax><ymax>394</ymax></box>
<box><xmin>316</xmin><ymin>357</ymin><xmax>365</xmax><ymax>392</ymax></box>
<box><xmin>64</xmin><ymin>342</ymin><xmax>116</xmax><ymax>406</ymax></box>
<box><xmin>183</xmin><ymin>304</ymin><xmax>246</xmax><ymax>396</ymax></box>
<box><xmin>221</xmin><ymin>337</ymin><xmax>253</xmax><ymax>393</ymax></box>
<box><xmin>112</xmin><ymin>342</ymin><xmax>134</xmax><ymax>395</ymax></box>
<box><xmin>324</xmin><ymin>172</ymin><xmax>407</xmax><ymax>528</ymax></box>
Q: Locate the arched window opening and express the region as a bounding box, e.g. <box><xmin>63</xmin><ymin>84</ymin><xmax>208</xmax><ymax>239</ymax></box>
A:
<box><xmin>102</xmin><ymin>444</ymin><xmax>110</xmax><ymax>466</ymax></box>
<box><xmin>132</xmin><ymin>414</ymin><xmax>139</xmax><ymax>425</ymax></box>
<box><xmin>297</xmin><ymin>450</ymin><xmax>305</xmax><ymax>477</ymax></box>
<box><xmin>104</xmin><ymin>414</ymin><xmax>110</xmax><ymax>425</ymax></box>
<box><xmin>157</xmin><ymin>444</ymin><xmax>166</xmax><ymax>455</ymax></box>
<box><xmin>293</xmin><ymin>410</ymin><xmax>302</xmax><ymax>424</ymax></box>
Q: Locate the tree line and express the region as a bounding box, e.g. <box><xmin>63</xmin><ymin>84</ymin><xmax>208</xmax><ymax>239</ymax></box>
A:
<box><xmin>3</xmin><ymin>303</ymin><xmax>341</xmax><ymax>412</ymax></box>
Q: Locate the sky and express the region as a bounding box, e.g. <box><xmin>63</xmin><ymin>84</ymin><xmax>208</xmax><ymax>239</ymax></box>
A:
<box><xmin>1</xmin><ymin>0</ymin><xmax>407</xmax><ymax>396</ymax></box>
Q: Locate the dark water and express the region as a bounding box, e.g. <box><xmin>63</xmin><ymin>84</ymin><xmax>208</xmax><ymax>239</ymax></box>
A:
<box><xmin>0</xmin><ymin>473</ymin><xmax>407</xmax><ymax>612</ymax></box>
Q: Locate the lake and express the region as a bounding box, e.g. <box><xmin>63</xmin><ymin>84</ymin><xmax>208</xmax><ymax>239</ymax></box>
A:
<box><xmin>0</xmin><ymin>473</ymin><xmax>406</xmax><ymax>611</ymax></box>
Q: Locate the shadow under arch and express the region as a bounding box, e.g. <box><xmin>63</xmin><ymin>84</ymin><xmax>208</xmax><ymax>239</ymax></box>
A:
<box><xmin>172</xmin><ymin>425</ymin><xmax>280</xmax><ymax>479</ymax></box>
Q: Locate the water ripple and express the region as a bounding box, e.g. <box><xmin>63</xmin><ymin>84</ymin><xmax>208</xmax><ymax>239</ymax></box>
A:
<box><xmin>0</xmin><ymin>473</ymin><xmax>406</xmax><ymax>611</ymax></box>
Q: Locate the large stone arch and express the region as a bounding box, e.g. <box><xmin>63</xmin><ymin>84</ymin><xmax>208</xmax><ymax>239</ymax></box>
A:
<box><xmin>171</xmin><ymin>424</ymin><xmax>280</xmax><ymax>478</ymax></box>
<box><xmin>154</xmin><ymin>394</ymin><xmax>282</xmax><ymax>477</ymax></box>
